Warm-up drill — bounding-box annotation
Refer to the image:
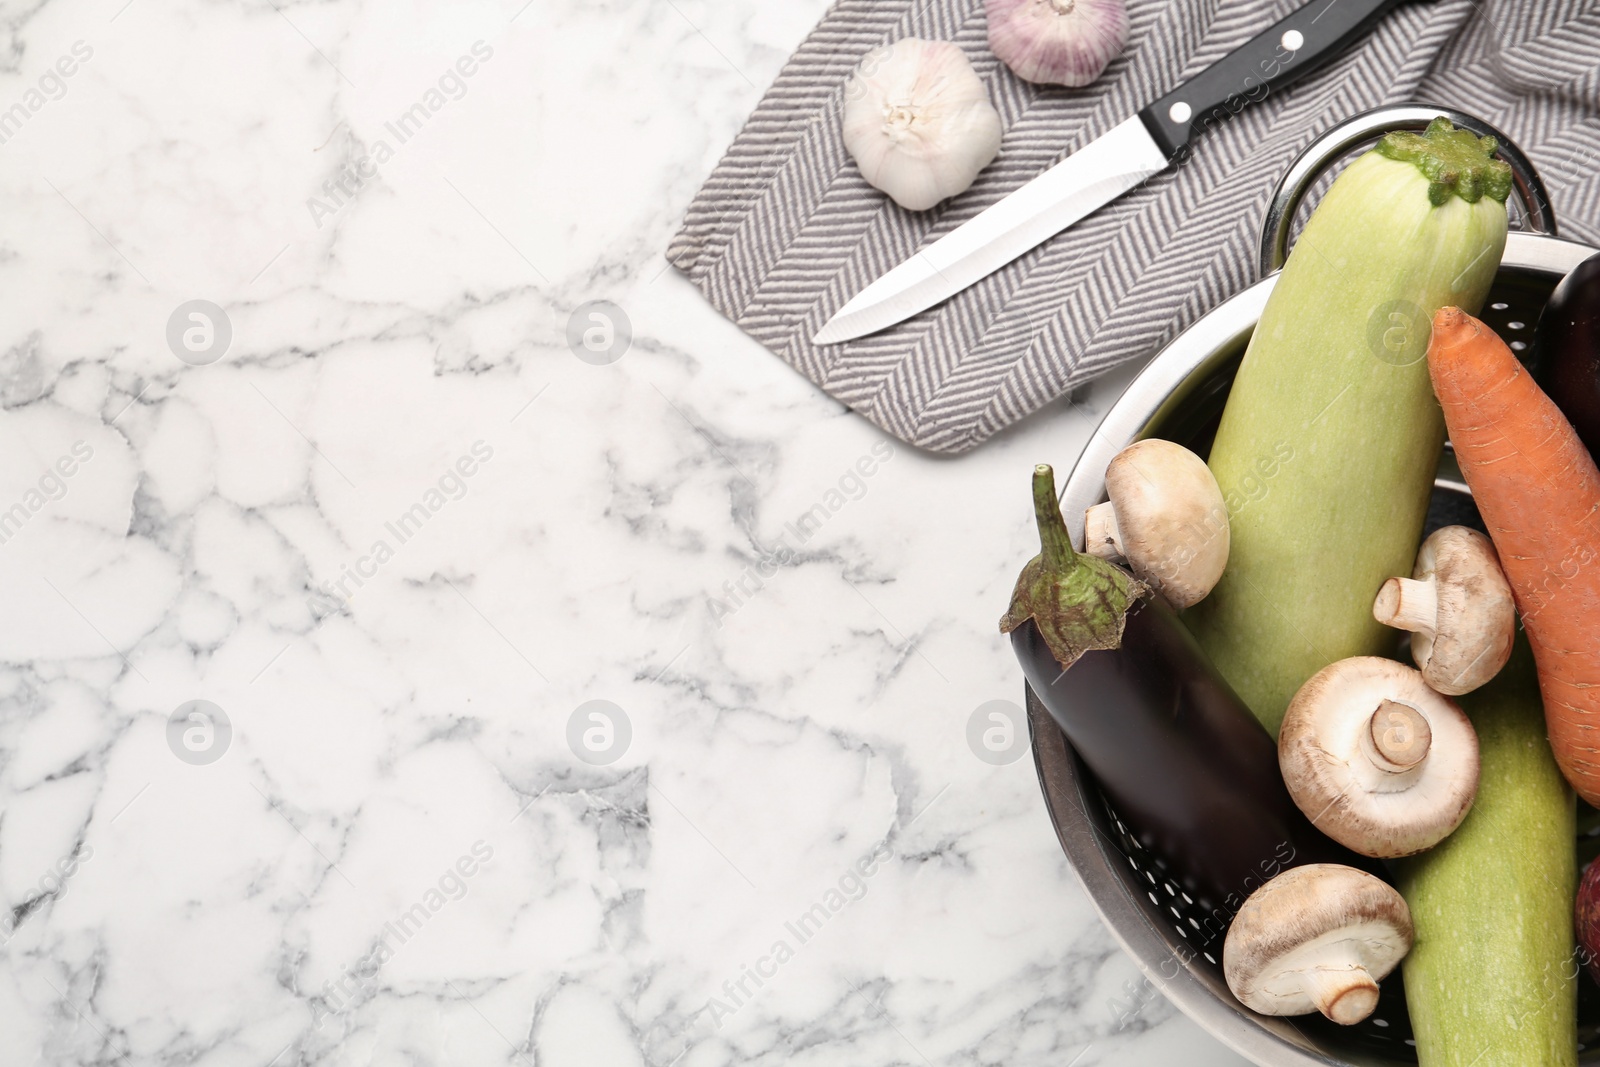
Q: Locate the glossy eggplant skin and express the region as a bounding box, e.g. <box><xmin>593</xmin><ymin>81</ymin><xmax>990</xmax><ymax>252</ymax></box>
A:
<box><xmin>1015</xmin><ymin>592</ymin><xmax>1378</xmax><ymax>917</ymax></box>
<box><xmin>1535</xmin><ymin>250</ymin><xmax>1600</xmax><ymax>460</ymax></box>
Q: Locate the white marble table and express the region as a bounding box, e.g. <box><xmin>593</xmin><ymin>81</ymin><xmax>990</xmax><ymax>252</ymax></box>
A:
<box><xmin>0</xmin><ymin>0</ymin><xmax>1251</xmax><ymax>1063</ymax></box>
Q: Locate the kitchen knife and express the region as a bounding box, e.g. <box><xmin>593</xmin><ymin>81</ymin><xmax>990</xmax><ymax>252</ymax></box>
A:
<box><xmin>814</xmin><ymin>0</ymin><xmax>1408</xmax><ymax>344</ymax></box>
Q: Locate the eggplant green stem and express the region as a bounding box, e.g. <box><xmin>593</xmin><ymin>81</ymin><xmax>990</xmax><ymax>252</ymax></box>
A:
<box><xmin>1033</xmin><ymin>464</ymin><xmax>1077</xmax><ymax>570</ymax></box>
<box><xmin>1001</xmin><ymin>463</ymin><xmax>1144</xmax><ymax>669</ymax></box>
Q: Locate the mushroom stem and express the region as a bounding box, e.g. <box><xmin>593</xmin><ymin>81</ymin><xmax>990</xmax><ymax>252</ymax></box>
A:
<box><xmin>1083</xmin><ymin>502</ymin><xmax>1123</xmax><ymax>561</ymax></box>
<box><xmin>1374</xmin><ymin>577</ymin><xmax>1438</xmax><ymax>634</ymax></box>
<box><xmin>1302</xmin><ymin>965</ymin><xmax>1381</xmax><ymax>1025</ymax></box>
<box><xmin>1367</xmin><ymin>699</ymin><xmax>1433</xmax><ymax>771</ymax></box>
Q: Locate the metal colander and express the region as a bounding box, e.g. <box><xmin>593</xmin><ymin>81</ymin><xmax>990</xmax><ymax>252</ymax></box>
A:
<box><xmin>1029</xmin><ymin>105</ymin><xmax>1600</xmax><ymax>1067</ymax></box>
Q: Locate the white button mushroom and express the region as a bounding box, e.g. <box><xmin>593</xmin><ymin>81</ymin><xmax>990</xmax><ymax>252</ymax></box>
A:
<box><xmin>1372</xmin><ymin>525</ymin><xmax>1516</xmax><ymax>695</ymax></box>
<box><xmin>1279</xmin><ymin>657</ymin><xmax>1479</xmax><ymax>858</ymax></box>
<box><xmin>1083</xmin><ymin>439</ymin><xmax>1228</xmax><ymax>610</ymax></box>
<box><xmin>1224</xmin><ymin>863</ymin><xmax>1413</xmax><ymax>1026</ymax></box>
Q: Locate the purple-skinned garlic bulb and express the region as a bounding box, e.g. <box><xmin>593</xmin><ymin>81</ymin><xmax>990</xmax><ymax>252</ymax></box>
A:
<box><xmin>842</xmin><ymin>38</ymin><xmax>1003</xmax><ymax>212</ymax></box>
<box><xmin>986</xmin><ymin>0</ymin><xmax>1128</xmax><ymax>87</ymax></box>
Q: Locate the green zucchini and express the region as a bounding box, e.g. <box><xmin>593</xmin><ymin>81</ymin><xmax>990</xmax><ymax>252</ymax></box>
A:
<box><xmin>1184</xmin><ymin>119</ymin><xmax>1511</xmax><ymax>735</ymax></box>
<box><xmin>1396</xmin><ymin>634</ymin><xmax>1577</xmax><ymax>1067</ymax></box>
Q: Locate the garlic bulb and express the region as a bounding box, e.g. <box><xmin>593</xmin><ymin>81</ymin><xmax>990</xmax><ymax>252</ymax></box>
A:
<box><xmin>986</xmin><ymin>0</ymin><xmax>1128</xmax><ymax>87</ymax></box>
<box><xmin>842</xmin><ymin>38</ymin><xmax>1003</xmax><ymax>212</ymax></box>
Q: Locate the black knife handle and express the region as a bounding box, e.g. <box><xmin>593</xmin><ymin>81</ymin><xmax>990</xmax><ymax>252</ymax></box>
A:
<box><xmin>1137</xmin><ymin>0</ymin><xmax>1407</xmax><ymax>159</ymax></box>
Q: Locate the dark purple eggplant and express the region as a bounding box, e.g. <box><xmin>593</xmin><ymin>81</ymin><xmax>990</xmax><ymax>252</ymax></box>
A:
<box><xmin>1001</xmin><ymin>464</ymin><xmax>1379</xmax><ymax>917</ymax></box>
<box><xmin>1534</xmin><ymin>249</ymin><xmax>1600</xmax><ymax>460</ymax></box>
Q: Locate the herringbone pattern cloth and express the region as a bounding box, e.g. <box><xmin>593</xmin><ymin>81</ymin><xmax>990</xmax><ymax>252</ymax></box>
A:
<box><xmin>668</xmin><ymin>0</ymin><xmax>1600</xmax><ymax>454</ymax></box>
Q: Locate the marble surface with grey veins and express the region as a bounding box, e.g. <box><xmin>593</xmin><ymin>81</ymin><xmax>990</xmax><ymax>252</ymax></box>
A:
<box><xmin>0</xmin><ymin>0</ymin><xmax>1252</xmax><ymax>1064</ymax></box>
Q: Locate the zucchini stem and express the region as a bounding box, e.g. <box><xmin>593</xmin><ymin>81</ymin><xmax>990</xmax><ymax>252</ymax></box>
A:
<box><xmin>1374</xmin><ymin>118</ymin><xmax>1513</xmax><ymax>206</ymax></box>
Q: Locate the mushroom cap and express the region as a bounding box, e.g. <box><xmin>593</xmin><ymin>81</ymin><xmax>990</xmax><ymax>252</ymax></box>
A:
<box><xmin>1410</xmin><ymin>526</ymin><xmax>1516</xmax><ymax>695</ymax></box>
<box><xmin>1101</xmin><ymin>439</ymin><xmax>1228</xmax><ymax>609</ymax></box>
<box><xmin>1279</xmin><ymin>657</ymin><xmax>1478</xmax><ymax>858</ymax></box>
<box><xmin>1224</xmin><ymin>863</ymin><xmax>1412</xmax><ymax>1024</ymax></box>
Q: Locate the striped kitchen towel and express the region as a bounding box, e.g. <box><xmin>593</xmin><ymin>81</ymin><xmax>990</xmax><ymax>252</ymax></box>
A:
<box><xmin>668</xmin><ymin>0</ymin><xmax>1600</xmax><ymax>454</ymax></box>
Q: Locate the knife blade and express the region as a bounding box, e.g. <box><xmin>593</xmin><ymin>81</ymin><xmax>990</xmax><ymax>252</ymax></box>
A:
<box><xmin>814</xmin><ymin>0</ymin><xmax>1407</xmax><ymax>345</ymax></box>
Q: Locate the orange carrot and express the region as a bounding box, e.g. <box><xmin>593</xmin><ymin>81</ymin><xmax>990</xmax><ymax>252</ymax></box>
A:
<box><xmin>1427</xmin><ymin>305</ymin><xmax>1600</xmax><ymax>805</ymax></box>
